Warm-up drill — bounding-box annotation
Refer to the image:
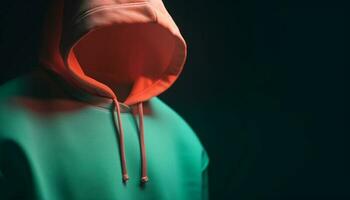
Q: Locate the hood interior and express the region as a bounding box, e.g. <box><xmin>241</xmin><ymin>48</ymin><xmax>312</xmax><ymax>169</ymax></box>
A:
<box><xmin>72</xmin><ymin>23</ymin><xmax>176</xmax><ymax>102</ymax></box>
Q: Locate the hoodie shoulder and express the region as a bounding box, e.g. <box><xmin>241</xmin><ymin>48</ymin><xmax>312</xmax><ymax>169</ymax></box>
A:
<box><xmin>0</xmin><ymin>74</ymin><xmax>31</xmax><ymax>100</ymax></box>
<box><xmin>148</xmin><ymin>97</ymin><xmax>195</xmax><ymax>132</ymax></box>
<box><xmin>148</xmin><ymin>97</ymin><xmax>205</xmax><ymax>149</ymax></box>
<box><xmin>0</xmin><ymin>70</ymin><xmax>73</xmax><ymax>104</ymax></box>
<box><xmin>148</xmin><ymin>97</ymin><xmax>209</xmax><ymax>170</ymax></box>
<box><xmin>0</xmin><ymin>70</ymin><xmax>70</xmax><ymax>140</ymax></box>
<box><xmin>0</xmin><ymin>72</ymin><xmax>38</xmax><ymax>116</ymax></box>
<box><xmin>0</xmin><ymin>74</ymin><xmax>31</xmax><ymax>140</ymax></box>
<box><xmin>0</xmin><ymin>70</ymin><xmax>55</xmax><ymax>101</ymax></box>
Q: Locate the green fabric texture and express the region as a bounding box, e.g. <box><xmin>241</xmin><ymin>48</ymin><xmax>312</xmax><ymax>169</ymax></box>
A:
<box><xmin>0</xmin><ymin>71</ymin><xmax>209</xmax><ymax>200</ymax></box>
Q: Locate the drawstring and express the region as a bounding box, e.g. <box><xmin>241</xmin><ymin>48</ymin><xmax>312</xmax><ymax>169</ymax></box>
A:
<box><xmin>112</xmin><ymin>98</ymin><xmax>129</xmax><ymax>182</ymax></box>
<box><xmin>138</xmin><ymin>102</ymin><xmax>149</xmax><ymax>183</ymax></box>
<box><xmin>112</xmin><ymin>98</ymin><xmax>149</xmax><ymax>183</ymax></box>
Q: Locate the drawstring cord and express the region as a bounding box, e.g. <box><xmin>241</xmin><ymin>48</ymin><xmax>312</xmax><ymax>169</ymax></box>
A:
<box><xmin>112</xmin><ymin>98</ymin><xmax>129</xmax><ymax>182</ymax></box>
<box><xmin>138</xmin><ymin>102</ymin><xmax>149</xmax><ymax>183</ymax></box>
<box><xmin>112</xmin><ymin>98</ymin><xmax>149</xmax><ymax>183</ymax></box>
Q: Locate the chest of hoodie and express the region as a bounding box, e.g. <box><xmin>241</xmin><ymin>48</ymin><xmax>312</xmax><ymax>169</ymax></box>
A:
<box><xmin>4</xmin><ymin>103</ymin><xmax>199</xmax><ymax>197</ymax></box>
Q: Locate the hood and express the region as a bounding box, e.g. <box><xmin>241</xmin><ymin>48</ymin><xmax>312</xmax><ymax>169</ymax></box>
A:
<box><xmin>40</xmin><ymin>0</ymin><xmax>186</xmax><ymax>105</ymax></box>
<box><xmin>39</xmin><ymin>0</ymin><xmax>187</xmax><ymax>184</ymax></box>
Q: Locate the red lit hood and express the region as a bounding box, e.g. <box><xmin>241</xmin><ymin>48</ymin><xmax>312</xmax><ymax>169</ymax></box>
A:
<box><xmin>40</xmin><ymin>0</ymin><xmax>187</xmax><ymax>105</ymax></box>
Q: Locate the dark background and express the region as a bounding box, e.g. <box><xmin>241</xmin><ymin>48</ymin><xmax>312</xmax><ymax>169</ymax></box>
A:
<box><xmin>0</xmin><ymin>0</ymin><xmax>347</xmax><ymax>199</ymax></box>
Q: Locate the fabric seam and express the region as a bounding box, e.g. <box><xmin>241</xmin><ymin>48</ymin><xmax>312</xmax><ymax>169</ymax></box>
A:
<box><xmin>73</xmin><ymin>2</ymin><xmax>149</xmax><ymax>25</ymax></box>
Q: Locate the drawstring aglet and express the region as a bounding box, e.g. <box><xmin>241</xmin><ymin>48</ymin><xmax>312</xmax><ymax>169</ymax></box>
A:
<box><xmin>123</xmin><ymin>174</ymin><xmax>130</xmax><ymax>182</ymax></box>
<box><xmin>141</xmin><ymin>176</ymin><xmax>149</xmax><ymax>183</ymax></box>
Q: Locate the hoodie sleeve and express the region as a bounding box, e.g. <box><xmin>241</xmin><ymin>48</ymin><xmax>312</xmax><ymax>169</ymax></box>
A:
<box><xmin>201</xmin><ymin>149</ymin><xmax>210</xmax><ymax>200</ymax></box>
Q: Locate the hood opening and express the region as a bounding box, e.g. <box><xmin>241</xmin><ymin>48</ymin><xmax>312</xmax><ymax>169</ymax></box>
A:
<box><xmin>70</xmin><ymin>23</ymin><xmax>176</xmax><ymax>103</ymax></box>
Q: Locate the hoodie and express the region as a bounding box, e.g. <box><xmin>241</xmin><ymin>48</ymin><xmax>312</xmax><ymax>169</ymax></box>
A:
<box><xmin>0</xmin><ymin>0</ymin><xmax>209</xmax><ymax>199</ymax></box>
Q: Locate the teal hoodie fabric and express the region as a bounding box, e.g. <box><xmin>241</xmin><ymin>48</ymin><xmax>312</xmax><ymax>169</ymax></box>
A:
<box><xmin>0</xmin><ymin>0</ymin><xmax>209</xmax><ymax>199</ymax></box>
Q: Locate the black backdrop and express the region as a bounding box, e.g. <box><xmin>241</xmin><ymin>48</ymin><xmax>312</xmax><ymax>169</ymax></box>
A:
<box><xmin>0</xmin><ymin>0</ymin><xmax>347</xmax><ymax>199</ymax></box>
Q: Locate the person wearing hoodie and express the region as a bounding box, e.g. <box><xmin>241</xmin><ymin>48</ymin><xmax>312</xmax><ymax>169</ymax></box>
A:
<box><xmin>0</xmin><ymin>0</ymin><xmax>209</xmax><ymax>199</ymax></box>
